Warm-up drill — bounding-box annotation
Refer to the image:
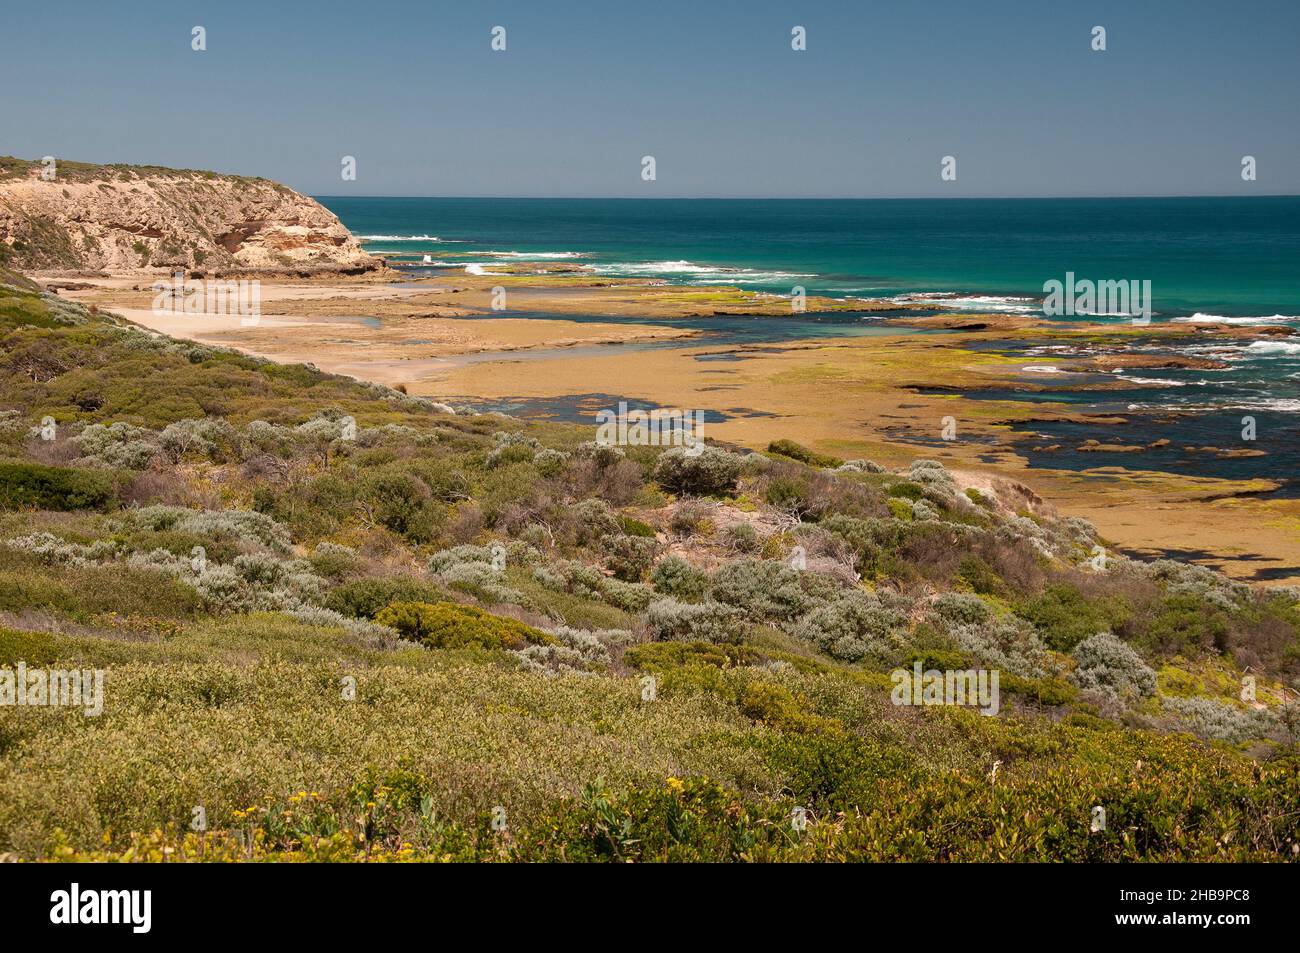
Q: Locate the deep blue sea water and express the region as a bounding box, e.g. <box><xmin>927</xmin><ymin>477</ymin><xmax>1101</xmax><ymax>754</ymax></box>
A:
<box><xmin>320</xmin><ymin>196</ymin><xmax>1300</xmax><ymax>318</ymax></box>
<box><xmin>317</xmin><ymin>196</ymin><xmax>1300</xmax><ymax>488</ymax></box>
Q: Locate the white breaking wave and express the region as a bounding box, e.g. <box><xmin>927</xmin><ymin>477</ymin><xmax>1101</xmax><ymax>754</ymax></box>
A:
<box><xmin>1130</xmin><ymin>398</ymin><xmax>1300</xmax><ymax>412</ymax></box>
<box><xmin>1175</xmin><ymin>313</ymin><xmax>1300</xmax><ymax>325</ymax></box>
<box><xmin>482</xmin><ymin>250</ymin><xmax>587</xmax><ymax>259</ymax></box>
<box><xmin>1021</xmin><ymin>365</ymin><xmax>1065</xmax><ymax>374</ymax></box>
<box><xmin>891</xmin><ymin>293</ymin><xmax>1040</xmax><ymax>314</ymax></box>
<box><xmin>359</xmin><ymin>234</ymin><xmax>457</xmax><ymax>242</ymax></box>
<box><xmin>1243</xmin><ymin>341</ymin><xmax>1300</xmax><ymax>356</ymax></box>
<box><xmin>1116</xmin><ymin>376</ymin><xmax>1188</xmax><ymax>387</ymax></box>
<box><xmin>465</xmin><ymin>263</ymin><xmax>507</xmax><ymax>276</ymax></box>
<box><xmin>585</xmin><ymin>260</ymin><xmax>815</xmax><ymax>283</ymax></box>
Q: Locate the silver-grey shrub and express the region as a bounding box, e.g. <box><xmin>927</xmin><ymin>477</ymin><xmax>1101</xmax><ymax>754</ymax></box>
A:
<box><xmin>1069</xmin><ymin>633</ymin><xmax>1156</xmax><ymax>704</ymax></box>
<box><xmin>709</xmin><ymin>558</ymin><xmax>840</xmax><ymax>623</ymax></box>
<box><xmin>646</xmin><ymin>597</ymin><xmax>746</xmax><ymax>644</ymax></box>
<box><xmin>652</xmin><ymin>447</ymin><xmax>743</xmax><ymax>497</ymax></box>
<box><xmin>789</xmin><ymin>590</ymin><xmax>908</xmax><ymax>663</ymax></box>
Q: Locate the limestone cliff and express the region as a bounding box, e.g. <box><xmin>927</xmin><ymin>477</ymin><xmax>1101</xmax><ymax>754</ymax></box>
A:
<box><xmin>0</xmin><ymin>157</ymin><xmax>377</xmax><ymax>276</ymax></box>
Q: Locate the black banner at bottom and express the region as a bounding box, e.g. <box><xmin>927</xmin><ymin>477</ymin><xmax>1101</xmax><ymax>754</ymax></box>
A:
<box><xmin>0</xmin><ymin>861</ymin><xmax>1285</xmax><ymax>940</ymax></box>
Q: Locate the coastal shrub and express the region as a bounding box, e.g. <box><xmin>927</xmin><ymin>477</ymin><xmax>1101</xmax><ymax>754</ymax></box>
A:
<box><xmin>617</xmin><ymin>515</ymin><xmax>656</xmax><ymax>538</ymax></box>
<box><xmin>126</xmin><ymin>505</ymin><xmax>292</xmax><ymax>553</ymax></box>
<box><xmin>374</xmin><ymin>601</ymin><xmax>552</xmax><ymax>650</ymax></box>
<box><xmin>764</xmin><ymin>474</ymin><xmax>826</xmax><ymax>521</ymax></box>
<box><xmin>192</xmin><ymin>565</ymin><xmax>259</xmax><ymax>613</ymax></box>
<box><xmin>931</xmin><ymin>592</ymin><xmax>991</xmax><ymax>627</ymax></box>
<box><xmin>601</xmin><ymin>533</ymin><xmax>658</xmax><ymax>582</ymax></box>
<box><xmin>651</xmin><ymin>555</ymin><xmax>710</xmax><ymax>600</ymax></box>
<box><xmin>1018</xmin><ymin>584</ymin><xmax>1131</xmax><ymax>652</ymax></box>
<box><xmin>3</xmin><ymin>531</ymin><xmax>117</xmax><ymax>567</ymax></box>
<box><xmin>767</xmin><ymin>439</ymin><xmax>843</xmax><ymax>469</ymax></box>
<box><xmin>438</xmin><ymin>561</ymin><xmax>527</xmax><ymax>606</ymax></box>
<box><xmin>709</xmin><ymin>558</ymin><xmax>839</xmax><ymax>623</ymax></box>
<box><xmin>358</xmin><ymin>467</ymin><xmax>439</xmax><ymax>540</ymax></box>
<box><xmin>1069</xmin><ymin>633</ymin><xmax>1157</xmax><ymax>705</ymax></box>
<box><xmin>70</xmin><ymin>422</ymin><xmax>159</xmax><ymax>470</ymax></box>
<box><xmin>911</xmin><ymin>500</ymin><xmax>939</xmax><ymax>521</ymax></box>
<box><xmin>573</xmin><ymin>440</ymin><xmax>626</xmax><ymax>468</ymax></box>
<box><xmin>309</xmin><ymin>541</ymin><xmax>362</xmax><ymax>580</ymax></box>
<box><xmin>1124</xmin><ymin>592</ymin><xmax>1231</xmax><ymax>658</ymax></box>
<box><xmin>1160</xmin><ymin>696</ymin><xmax>1277</xmax><ymax>744</ymax></box>
<box><xmin>532</xmin><ymin>448</ymin><xmax>569</xmax><ymax>477</ymax></box>
<box><xmin>722</xmin><ymin>522</ymin><xmax>761</xmax><ymax>554</ymax></box>
<box><xmin>646</xmin><ymin>597</ymin><xmax>746</xmax><ymax>643</ymax></box>
<box><xmin>623</xmin><ymin>640</ymin><xmax>736</xmax><ymax>672</ymax></box>
<box><xmin>0</xmin><ymin>462</ymin><xmax>113</xmax><ymax>511</ymax></box>
<box><xmin>533</xmin><ymin>559</ymin><xmax>655</xmax><ymax>612</ymax></box>
<box><xmin>790</xmin><ymin>590</ymin><xmax>908</xmax><ymax>663</ymax></box>
<box><xmin>486</xmin><ymin>431</ymin><xmax>540</xmax><ymax>468</ymax></box>
<box><xmin>886</xmin><ymin>482</ymin><xmax>924</xmax><ymax>501</ymax></box>
<box><xmin>837</xmin><ymin>459</ymin><xmax>886</xmax><ymax>474</ymax></box>
<box><xmin>652</xmin><ymin>447</ymin><xmax>742</xmax><ymax>497</ymax></box>
<box><xmin>946</xmin><ymin>616</ymin><xmax>1049</xmax><ymax>679</ymax></box>
<box><xmin>957</xmin><ymin>554</ymin><xmax>1003</xmax><ymax>596</ymax></box>
<box><xmin>159</xmin><ymin>417</ymin><xmax>238</xmax><ymax>463</ymax></box>
<box><xmin>287</xmin><ymin>605</ymin><xmax>399</xmax><ymax>649</ymax></box>
<box><xmin>571</xmin><ymin>499</ymin><xmax>621</xmax><ymax>544</ymax></box>
<box><xmin>324</xmin><ymin>576</ymin><xmax>449</xmax><ymax>619</ymax></box>
<box><xmin>513</xmin><ymin>624</ymin><xmax>622</xmax><ymax>675</ymax></box>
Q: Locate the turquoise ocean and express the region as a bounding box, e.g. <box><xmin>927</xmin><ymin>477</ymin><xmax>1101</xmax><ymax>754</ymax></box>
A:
<box><xmin>318</xmin><ymin>196</ymin><xmax>1300</xmax><ymax>492</ymax></box>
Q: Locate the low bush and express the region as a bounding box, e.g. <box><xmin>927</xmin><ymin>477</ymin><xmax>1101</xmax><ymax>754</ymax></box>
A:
<box><xmin>650</xmin><ymin>555</ymin><xmax>710</xmax><ymax>600</ymax></box>
<box><xmin>1069</xmin><ymin>632</ymin><xmax>1157</xmax><ymax>705</ymax></box>
<box><xmin>0</xmin><ymin>462</ymin><xmax>113</xmax><ymax>511</ymax></box>
<box><xmin>766</xmin><ymin>439</ymin><xmax>843</xmax><ymax>469</ymax></box>
<box><xmin>646</xmin><ymin>597</ymin><xmax>746</xmax><ymax>643</ymax></box>
<box><xmin>374</xmin><ymin>601</ymin><xmax>553</xmax><ymax>650</ymax></box>
<box><xmin>652</xmin><ymin>447</ymin><xmax>742</xmax><ymax>497</ymax></box>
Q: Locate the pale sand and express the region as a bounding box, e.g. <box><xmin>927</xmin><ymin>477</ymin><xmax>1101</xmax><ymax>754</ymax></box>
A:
<box><xmin>63</xmin><ymin>279</ymin><xmax>1300</xmax><ymax>584</ymax></box>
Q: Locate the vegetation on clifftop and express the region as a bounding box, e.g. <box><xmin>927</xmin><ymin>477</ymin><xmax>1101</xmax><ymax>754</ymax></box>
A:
<box><xmin>0</xmin><ymin>268</ymin><xmax>1298</xmax><ymax>862</ymax></box>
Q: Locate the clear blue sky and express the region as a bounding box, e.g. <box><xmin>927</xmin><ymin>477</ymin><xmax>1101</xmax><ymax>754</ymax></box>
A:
<box><xmin>3</xmin><ymin>0</ymin><xmax>1297</xmax><ymax>197</ymax></box>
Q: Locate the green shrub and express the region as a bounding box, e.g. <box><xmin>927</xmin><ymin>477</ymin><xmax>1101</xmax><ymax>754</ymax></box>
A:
<box><xmin>1018</xmin><ymin>584</ymin><xmax>1131</xmax><ymax>652</ymax></box>
<box><xmin>886</xmin><ymin>482</ymin><xmax>924</xmax><ymax>501</ymax></box>
<box><xmin>601</xmin><ymin>534</ymin><xmax>658</xmax><ymax>582</ymax></box>
<box><xmin>374</xmin><ymin>601</ymin><xmax>553</xmax><ymax>649</ymax></box>
<box><xmin>957</xmin><ymin>554</ymin><xmax>1003</xmax><ymax>595</ymax></box>
<box><xmin>623</xmin><ymin>640</ymin><xmax>747</xmax><ymax>672</ymax></box>
<box><xmin>791</xmin><ymin>590</ymin><xmax>908</xmax><ymax>662</ymax></box>
<box><xmin>652</xmin><ymin>447</ymin><xmax>742</xmax><ymax>497</ymax></box>
<box><xmin>766</xmin><ymin>439</ymin><xmax>843</xmax><ymax>469</ymax></box>
<box><xmin>650</xmin><ymin>555</ymin><xmax>710</xmax><ymax>600</ymax></box>
<box><xmin>709</xmin><ymin>558</ymin><xmax>838</xmax><ymax>623</ymax></box>
<box><xmin>0</xmin><ymin>462</ymin><xmax>113</xmax><ymax>511</ymax></box>
<box><xmin>324</xmin><ymin>577</ymin><xmax>449</xmax><ymax>619</ymax></box>
<box><xmin>618</xmin><ymin>515</ymin><xmax>656</xmax><ymax>538</ymax></box>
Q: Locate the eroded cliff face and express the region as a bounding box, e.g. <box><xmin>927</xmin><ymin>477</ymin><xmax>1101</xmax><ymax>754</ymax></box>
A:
<box><xmin>0</xmin><ymin>157</ymin><xmax>378</xmax><ymax>276</ymax></box>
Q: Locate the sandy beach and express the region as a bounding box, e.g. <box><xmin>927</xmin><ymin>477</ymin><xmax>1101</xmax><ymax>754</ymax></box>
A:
<box><xmin>58</xmin><ymin>272</ymin><xmax>1300</xmax><ymax>583</ymax></box>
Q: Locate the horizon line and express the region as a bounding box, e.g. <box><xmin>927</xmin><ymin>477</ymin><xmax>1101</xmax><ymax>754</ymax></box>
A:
<box><xmin>310</xmin><ymin>192</ymin><xmax>1300</xmax><ymax>201</ymax></box>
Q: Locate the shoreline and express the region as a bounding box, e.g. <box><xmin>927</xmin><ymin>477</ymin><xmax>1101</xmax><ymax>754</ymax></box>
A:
<box><xmin>56</xmin><ymin>270</ymin><xmax>1300</xmax><ymax>584</ymax></box>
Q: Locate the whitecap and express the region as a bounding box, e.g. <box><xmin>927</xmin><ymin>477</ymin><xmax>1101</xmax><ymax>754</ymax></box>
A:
<box><xmin>1175</xmin><ymin>313</ymin><xmax>1300</xmax><ymax>325</ymax></box>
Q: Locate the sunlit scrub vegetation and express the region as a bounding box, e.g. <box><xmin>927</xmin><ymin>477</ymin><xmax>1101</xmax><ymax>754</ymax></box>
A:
<box><xmin>1</xmin><ymin>268</ymin><xmax>1298</xmax><ymax>862</ymax></box>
